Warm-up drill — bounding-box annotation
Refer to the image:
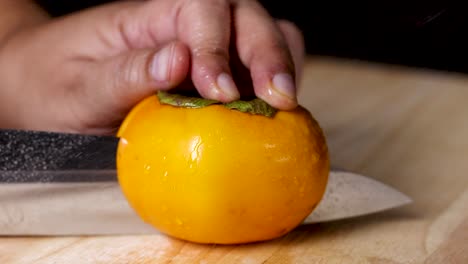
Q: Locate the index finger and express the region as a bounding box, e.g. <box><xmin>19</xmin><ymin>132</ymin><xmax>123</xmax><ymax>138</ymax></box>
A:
<box><xmin>233</xmin><ymin>1</ymin><xmax>298</xmax><ymax>110</ymax></box>
<box><xmin>177</xmin><ymin>0</ymin><xmax>240</xmax><ymax>102</ymax></box>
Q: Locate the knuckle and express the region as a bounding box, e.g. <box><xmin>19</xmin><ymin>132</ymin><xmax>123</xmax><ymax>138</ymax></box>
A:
<box><xmin>108</xmin><ymin>51</ymin><xmax>151</xmax><ymax>105</ymax></box>
<box><xmin>116</xmin><ymin>52</ymin><xmax>149</xmax><ymax>88</ymax></box>
<box><xmin>184</xmin><ymin>0</ymin><xmax>228</xmax><ymax>11</ymax></box>
<box><xmin>192</xmin><ymin>45</ymin><xmax>230</xmax><ymax>61</ymax></box>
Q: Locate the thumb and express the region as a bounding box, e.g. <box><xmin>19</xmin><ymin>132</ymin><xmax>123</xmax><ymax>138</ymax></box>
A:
<box><xmin>79</xmin><ymin>41</ymin><xmax>190</xmax><ymax>131</ymax></box>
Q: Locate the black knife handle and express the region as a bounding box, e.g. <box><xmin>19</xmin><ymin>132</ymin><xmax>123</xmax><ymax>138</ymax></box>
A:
<box><xmin>0</xmin><ymin>129</ymin><xmax>119</xmax><ymax>182</ymax></box>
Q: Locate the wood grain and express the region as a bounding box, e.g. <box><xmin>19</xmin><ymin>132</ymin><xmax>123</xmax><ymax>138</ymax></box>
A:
<box><xmin>1</xmin><ymin>56</ymin><xmax>467</xmax><ymax>263</ymax></box>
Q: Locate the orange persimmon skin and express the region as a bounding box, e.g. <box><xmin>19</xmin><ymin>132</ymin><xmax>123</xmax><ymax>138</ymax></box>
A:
<box><xmin>116</xmin><ymin>95</ymin><xmax>329</xmax><ymax>244</ymax></box>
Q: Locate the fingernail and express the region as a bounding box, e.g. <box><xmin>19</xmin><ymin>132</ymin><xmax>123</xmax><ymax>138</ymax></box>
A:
<box><xmin>151</xmin><ymin>45</ymin><xmax>172</xmax><ymax>82</ymax></box>
<box><xmin>216</xmin><ymin>73</ymin><xmax>240</xmax><ymax>100</ymax></box>
<box><xmin>271</xmin><ymin>73</ymin><xmax>296</xmax><ymax>101</ymax></box>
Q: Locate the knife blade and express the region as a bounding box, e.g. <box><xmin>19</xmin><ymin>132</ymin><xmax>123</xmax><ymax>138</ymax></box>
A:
<box><xmin>0</xmin><ymin>129</ymin><xmax>412</xmax><ymax>235</ymax></box>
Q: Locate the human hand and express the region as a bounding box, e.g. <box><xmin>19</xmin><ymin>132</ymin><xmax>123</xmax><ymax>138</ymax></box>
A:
<box><xmin>0</xmin><ymin>0</ymin><xmax>304</xmax><ymax>134</ymax></box>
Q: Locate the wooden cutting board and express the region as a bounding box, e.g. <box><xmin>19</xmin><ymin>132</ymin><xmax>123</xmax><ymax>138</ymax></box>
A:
<box><xmin>1</xmin><ymin>56</ymin><xmax>467</xmax><ymax>264</ymax></box>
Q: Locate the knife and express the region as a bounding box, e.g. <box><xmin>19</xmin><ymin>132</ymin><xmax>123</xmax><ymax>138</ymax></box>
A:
<box><xmin>0</xmin><ymin>129</ymin><xmax>412</xmax><ymax>235</ymax></box>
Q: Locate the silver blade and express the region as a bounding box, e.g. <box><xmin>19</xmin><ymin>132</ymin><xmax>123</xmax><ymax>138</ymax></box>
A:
<box><xmin>0</xmin><ymin>170</ymin><xmax>412</xmax><ymax>235</ymax></box>
<box><xmin>303</xmin><ymin>170</ymin><xmax>412</xmax><ymax>224</ymax></box>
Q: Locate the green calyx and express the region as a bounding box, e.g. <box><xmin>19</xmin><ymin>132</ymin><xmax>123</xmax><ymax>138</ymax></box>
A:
<box><xmin>156</xmin><ymin>91</ymin><xmax>277</xmax><ymax>117</ymax></box>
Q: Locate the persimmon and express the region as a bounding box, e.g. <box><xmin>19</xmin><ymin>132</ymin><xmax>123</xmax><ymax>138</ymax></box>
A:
<box><xmin>116</xmin><ymin>92</ymin><xmax>329</xmax><ymax>244</ymax></box>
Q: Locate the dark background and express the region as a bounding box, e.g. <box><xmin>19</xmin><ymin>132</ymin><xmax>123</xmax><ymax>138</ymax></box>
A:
<box><xmin>37</xmin><ymin>0</ymin><xmax>468</xmax><ymax>74</ymax></box>
<box><xmin>260</xmin><ymin>1</ymin><xmax>468</xmax><ymax>74</ymax></box>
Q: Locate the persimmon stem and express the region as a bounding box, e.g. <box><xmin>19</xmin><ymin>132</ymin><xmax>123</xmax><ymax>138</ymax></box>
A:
<box><xmin>156</xmin><ymin>91</ymin><xmax>277</xmax><ymax>117</ymax></box>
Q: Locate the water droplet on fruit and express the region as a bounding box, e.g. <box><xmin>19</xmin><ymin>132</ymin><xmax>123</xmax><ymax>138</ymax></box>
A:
<box><xmin>143</xmin><ymin>164</ymin><xmax>151</xmax><ymax>174</ymax></box>
<box><xmin>188</xmin><ymin>136</ymin><xmax>204</xmax><ymax>165</ymax></box>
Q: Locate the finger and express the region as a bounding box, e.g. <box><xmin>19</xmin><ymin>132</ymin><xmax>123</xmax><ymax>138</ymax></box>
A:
<box><xmin>76</xmin><ymin>41</ymin><xmax>190</xmax><ymax>130</ymax></box>
<box><xmin>98</xmin><ymin>0</ymin><xmax>239</xmax><ymax>102</ymax></box>
<box><xmin>176</xmin><ymin>0</ymin><xmax>240</xmax><ymax>102</ymax></box>
<box><xmin>276</xmin><ymin>20</ymin><xmax>305</xmax><ymax>86</ymax></box>
<box><xmin>233</xmin><ymin>1</ymin><xmax>298</xmax><ymax>110</ymax></box>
